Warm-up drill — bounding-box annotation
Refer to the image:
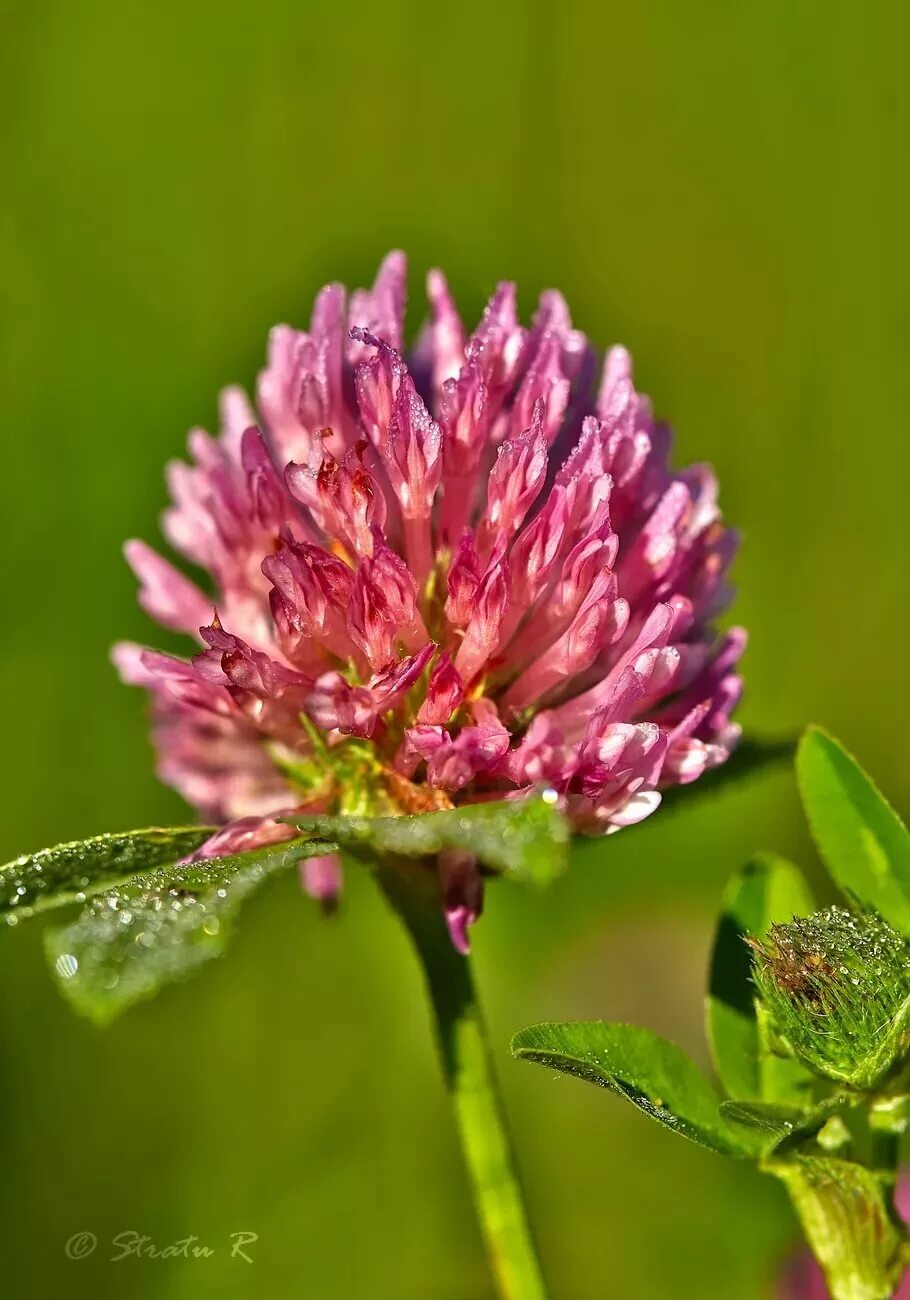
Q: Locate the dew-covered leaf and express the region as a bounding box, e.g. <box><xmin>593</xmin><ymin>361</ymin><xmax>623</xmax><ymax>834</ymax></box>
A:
<box><xmin>1</xmin><ymin>827</ymin><xmax>215</xmax><ymax>922</ymax></box>
<box><xmin>511</xmin><ymin>1021</ymin><xmax>762</xmax><ymax>1157</ymax></box>
<box><xmin>797</xmin><ymin>726</ymin><xmax>910</xmax><ymax>933</ymax></box>
<box><xmin>707</xmin><ymin>854</ymin><xmax>815</xmax><ymax>1103</ymax></box>
<box><xmin>45</xmin><ymin>837</ymin><xmax>337</xmax><ymax>1022</ymax></box>
<box><xmin>289</xmin><ymin>795</ymin><xmax>568</xmax><ymax>887</ymax></box>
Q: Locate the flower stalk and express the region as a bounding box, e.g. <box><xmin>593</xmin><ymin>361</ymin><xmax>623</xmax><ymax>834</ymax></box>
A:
<box><xmin>379</xmin><ymin>863</ymin><xmax>549</xmax><ymax>1300</ymax></box>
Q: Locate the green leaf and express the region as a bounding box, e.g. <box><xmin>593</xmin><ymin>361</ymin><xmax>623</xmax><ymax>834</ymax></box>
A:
<box><xmin>718</xmin><ymin>1096</ymin><xmax>848</xmax><ymax>1157</ymax></box>
<box><xmin>0</xmin><ymin>827</ymin><xmax>215</xmax><ymax>920</ymax></box>
<box><xmin>718</xmin><ymin>1099</ymin><xmax>807</xmax><ymax>1139</ymax></box>
<box><xmin>707</xmin><ymin>853</ymin><xmax>815</xmax><ymax>1103</ymax></box>
<box><xmin>797</xmin><ymin>726</ymin><xmax>910</xmax><ymax>933</ymax></box>
<box><xmin>511</xmin><ymin>1021</ymin><xmax>761</xmax><ymax>1157</ymax></box>
<box><xmin>290</xmin><ymin>795</ymin><xmax>569</xmax><ymax>887</ymax></box>
<box><xmin>45</xmin><ymin>837</ymin><xmax>337</xmax><ymax>1022</ymax></box>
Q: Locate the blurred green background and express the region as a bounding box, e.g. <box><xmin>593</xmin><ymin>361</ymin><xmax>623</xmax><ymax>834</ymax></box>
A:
<box><xmin>2</xmin><ymin>2</ymin><xmax>908</xmax><ymax>1296</ymax></box>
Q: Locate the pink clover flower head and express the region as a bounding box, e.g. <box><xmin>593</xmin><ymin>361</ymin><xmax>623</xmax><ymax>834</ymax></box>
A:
<box><xmin>115</xmin><ymin>253</ymin><xmax>745</xmax><ymax>949</ymax></box>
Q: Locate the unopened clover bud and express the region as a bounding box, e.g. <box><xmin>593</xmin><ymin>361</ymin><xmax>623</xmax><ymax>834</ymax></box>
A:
<box><xmin>750</xmin><ymin>906</ymin><xmax>910</xmax><ymax>1090</ymax></box>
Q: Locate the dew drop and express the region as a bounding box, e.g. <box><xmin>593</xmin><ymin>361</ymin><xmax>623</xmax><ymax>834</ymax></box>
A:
<box><xmin>55</xmin><ymin>953</ymin><xmax>79</xmax><ymax>980</ymax></box>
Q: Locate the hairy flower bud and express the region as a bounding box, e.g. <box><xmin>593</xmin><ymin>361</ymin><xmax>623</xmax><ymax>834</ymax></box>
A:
<box><xmin>751</xmin><ymin>907</ymin><xmax>910</xmax><ymax>1090</ymax></box>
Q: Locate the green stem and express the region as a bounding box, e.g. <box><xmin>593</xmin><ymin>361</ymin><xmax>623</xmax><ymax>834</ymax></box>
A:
<box><xmin>379</xmin><ymin>867</ymin><xmax>550</xmax><ymax>1300</ymax></box>
<box><xmin>869</xmin><ymin>1097</ymin><xmax>908</xmax><ymax>1180</ymax></box>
